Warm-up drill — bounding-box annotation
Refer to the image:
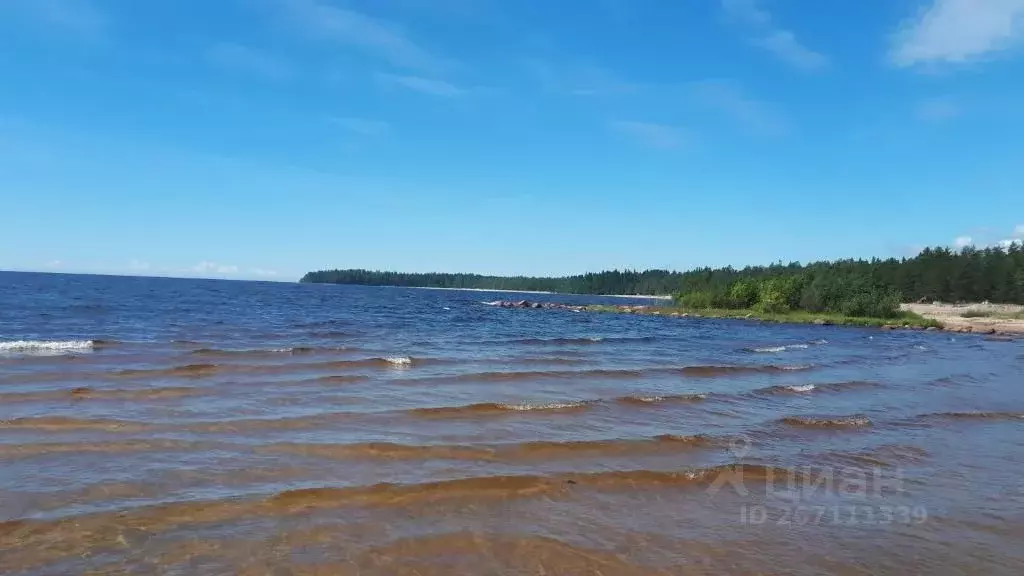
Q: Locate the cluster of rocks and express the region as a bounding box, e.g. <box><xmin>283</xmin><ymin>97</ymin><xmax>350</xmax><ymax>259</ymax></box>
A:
<box><xmin>485</xmin><ymin>300</ymin><xmax>589</xmax><ymax>312</ymax></box>
<box><xmin>881</xmin><ymin>324</ymin><xmax>1000</xmax><ymax>334</ymax></box>
<box><xmin>944</xmin><ymin>326</ymin><xmax>1003</xmax><ymax>335</ymax></box>
<box><xmin>880</xmin><ymin>324</ymin><xmax>1014</xmax><ymax>339</ymax></box>
<box><xmin>486</xmin><ymin>300</ymin><xmax>662</xmax><ymax>314</ymax></box>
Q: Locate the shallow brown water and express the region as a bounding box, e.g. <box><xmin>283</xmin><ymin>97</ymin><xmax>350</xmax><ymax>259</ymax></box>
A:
<box><xmin>2</xmin><ymin>272</ymin><xmax>1024</xmax><ymax>574</ymax></box>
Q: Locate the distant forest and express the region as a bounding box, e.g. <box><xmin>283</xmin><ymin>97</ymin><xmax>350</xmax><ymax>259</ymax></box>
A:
<box><xmin>301</xmin><ymin>244</ymin><xmax>1024</xmax><ymax>305</ymax></box>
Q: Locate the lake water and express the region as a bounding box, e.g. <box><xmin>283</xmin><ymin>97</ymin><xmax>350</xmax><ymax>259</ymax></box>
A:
<box><xmin>1</xmin><ymin>271</ymin><xmax>1023</xmax><ymax>575</ymax></box>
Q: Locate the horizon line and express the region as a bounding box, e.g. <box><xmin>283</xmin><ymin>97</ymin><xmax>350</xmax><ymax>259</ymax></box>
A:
<box><xmin>0</xmin><ymin>269</ymin><xmax>297</xmax><ymax>283</ymax></box>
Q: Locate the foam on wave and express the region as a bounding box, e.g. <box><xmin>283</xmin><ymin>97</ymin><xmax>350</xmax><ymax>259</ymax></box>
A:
<box><xmin>616</xmin><ymin>393</ymin><xmax>708</xmax><ymax>405</ymax></box>
<box><xmin>0</xmin><ymin>340</ymin><xmax>95</xmax><ymax>352</ymax></box>
<box><xmin>750</xmin><ymin>340</ymin><xmax>827</xmax><ymax>353</ymax></box>
<box><xmin>0</xmin><ymin>340</ymin><xmax>96</xmax><ymax>356</ymax></box>
<box><xmin>410</xmin><ymin>400</ymin><xmax>594</xmax><ymax>417</ymax></box>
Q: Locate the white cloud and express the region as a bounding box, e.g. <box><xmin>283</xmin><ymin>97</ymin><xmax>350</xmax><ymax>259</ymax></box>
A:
<box><xmin>688</xmin><ymin>79</ymin><xmax>789</xmax><ymax>136</ymax></box>
<box><xmin>890</xmin><ymin>0</ymin><xmax>1024</xmax><ymax>67</ymax></box>
<box><xmin>992</xmin><ymin>225</ymin><xmax>1024</xmax><ymax>249</ymax></box>
<box><xmin>721</xmin><ymin>0</ymin><xmax>772</xmax><ymax>27</ymax></box>
<box><xmin>951</xmin><ymin>226</ymin><xmax>1024</xmax><ymax>250</ymax></box>
<box><xmin>331</xmin><ymin>117</ymin><xmax>391</xmax><ymax>136</ymax></box>
<box><xmin>128</xmin><ymin>259</ymin><xmax>151</xmax><ymax>272</ymax></box>
<box><xmin>192</xmin><ymin>261</ymin><xmax>239</xmax><ymax>275</ymax></box>
<box><xmin>252</xmin><ymin>268</ymin><xmax>280</xmax><ymax>277</ymax></box>
<box><xmin>207</xmin><ymin>42</ymin><xmax>291</xmax><ymax>79</ymax></box>
<box><xmin>610</xmin><ymin>121</ymin><xmax>684</xmax><ymax>149</ymax></box>
<box><xmin>280</xmin><ymin>0</ymin><xmax>451</xmax><ymax>72</ymax></box>
<box><xmin>44</xmin><ymin>260</ymin><xmax>62</xmax><ymax>268</ymax></box>
<box><xmin>915</xmin><ymin>96</ymin><xmax>960</xmax><ymax>121</ymax></box>
<box><xmin>754</xmin><ymin>30</ymin><xmax>829</xmax><ymax>70</ymax></box>
<box><xmin>377</xmin><ymin>73</ymin><xmax>465</xmax><ymax>96</ymax></box>
<box><xmin>721</xmin><ymin>0</ymin><xmax>828</xmax><ymax>70</ymax></box>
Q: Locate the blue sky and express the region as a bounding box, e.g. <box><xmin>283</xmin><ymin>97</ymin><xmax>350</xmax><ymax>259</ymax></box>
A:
<box><xmin>1</xmin><ymin>0</ymin><xmax>1023</xmax><ymax>280</ymax></box>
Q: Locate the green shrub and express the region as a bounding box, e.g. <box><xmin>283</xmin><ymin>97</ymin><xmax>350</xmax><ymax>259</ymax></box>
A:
<box><xmin>674</xmin><ymin>274</ymin><xmax>903</xmax><ymax>318</ymax></box>
<box><xmin>728</xmin><ymin>280</ymin><xmax>759</xmax><ymax>308</ymax></box>
<box><xmin>799</xmin><ymin>275</ymin><xmax>843</xmax><ymax>312</ymax></box>
<box><xmin>755</xmin><ymin>278</ymin><xmax>791</xmax><ymax>313</ymax></box>
<box><xmin>677</xmin><ymin>291</ymin><xmax>715</xmax><ymax>309</ymax></box>
<box><xmin>837</xmin><ymin>288</ymin><xmax>901</xmax><ymax>318</ymax></box>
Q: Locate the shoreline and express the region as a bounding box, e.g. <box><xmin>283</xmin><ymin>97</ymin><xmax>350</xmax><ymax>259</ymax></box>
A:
<box><xmin>587</xmin><ymin>305</ymin><xmax>944</xmax><ymax>331</ymax></box>
<box><xmin>487</xmin><ymin>299</ymin><xmax>1018</xmax><ymax>337</ymax></box>
<box><xmin>405</xmin><ymin>286</ymin><xmax>671</xmax><ymax>299</ymax></box>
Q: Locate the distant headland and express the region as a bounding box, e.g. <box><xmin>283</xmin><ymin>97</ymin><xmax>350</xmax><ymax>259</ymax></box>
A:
<box><xmin>301</xmin><ymin>245</ymin><xmax>1024</xmax><ymax>333</ymax></box>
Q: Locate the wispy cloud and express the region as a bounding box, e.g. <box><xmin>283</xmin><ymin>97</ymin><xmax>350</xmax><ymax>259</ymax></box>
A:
<box><xmin>207</xmin><ymin>42</ymin><xmax>292</xmax><ymax>79</ymax></box>
<box><xmin>377</xmin><ymin>73</ymin><xmax>466</xmax><ymax>96</ymax></box>
<box><xmin>331</xmin><ymin>117</ymin><xmax>391</xmax><ymax>136</ymax></box>
<box><xmin>610</xmin><ymin>121</ymin><xmax>685</xmax><ymax>149</ymax></box>
<box><xmin>128</xmin><ymin>259</ymin><xmax>151</xmax><ymax>272</ymax></box>
<box><xmin>279</xmin><ymin>0</ymin><xmax>452</xmax><ymax>72</ymax></box>
<box><xmin>890</xmin><ymin>0</ymin><xmax>1024</xmax><ymax>67</ymax></box>
<box><xmin>526</xmin><ymin>59</ymin><xmax>639</xmax><ymax>96</ymax></box>
<box><xmin>753</xmin><ymin>30</ymin><xmax>829</xmax><ymax>70</ymax></box>
<box><xmin>192</xmin><ymin>261</ymin><xmax>239</xmax><ymax>275</ymax></box>
<box><xmin>721</xmin><ymin>0</ymin><xmax>828</xmax><ymax>70</ymax></box>
<box><xmin>915</xmin><ymin>96</ymin><xmax>960</xmax><ymax>121</ymax></box>
<box><xmin>252</xmin><ymin>269</ymin><xmax>280</xmax><ymax>277</ymax></box>
<box><xmin>6</xmin><ymin>0</ymin><xmax>105</xmax><ymax>38</ymax></box>
<box><xmin>44</xmin><ymin>260</ymin><xmax>62</xmax><ymax>269</ymax></box>
<box><xmin>955</xmin><ymin>225</ymin><xmax>1024</xmax><ymax>250</ymax></box>
<box><xmin>688</xmin><ymin>79</ymin><xmax>789</xmax><ymax>136</ymax></box>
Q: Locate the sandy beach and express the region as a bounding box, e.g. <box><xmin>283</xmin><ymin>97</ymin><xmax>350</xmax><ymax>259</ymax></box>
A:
<box><xmin>902</xmin><ymin>302</ymin><xmax>1024</xmax><ymax>334</ymax></box>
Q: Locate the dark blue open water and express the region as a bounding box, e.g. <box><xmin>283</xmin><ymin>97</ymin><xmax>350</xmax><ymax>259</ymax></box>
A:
<box><xmin>1</xmin><ymin>271</ymin><xmax>1023</xmax><ymax>575</ymax></box>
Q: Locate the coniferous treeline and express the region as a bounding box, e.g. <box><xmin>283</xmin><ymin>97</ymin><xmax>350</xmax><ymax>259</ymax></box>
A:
<box><xmin>299</xmin><ymin>269</ymin><xmax>682</xmax><ymax>295</ymax></box>
<box><xmin>301</xmin><ymin>244</ymin><xmax>1024</xmax><ymax>305</ymax></box>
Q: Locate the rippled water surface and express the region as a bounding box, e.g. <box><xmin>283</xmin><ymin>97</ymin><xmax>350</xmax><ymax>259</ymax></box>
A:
<box><xmin>2</xmin><ymin>271</ymin><xmax>1024</xmax><ymax>575</ymax></box>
